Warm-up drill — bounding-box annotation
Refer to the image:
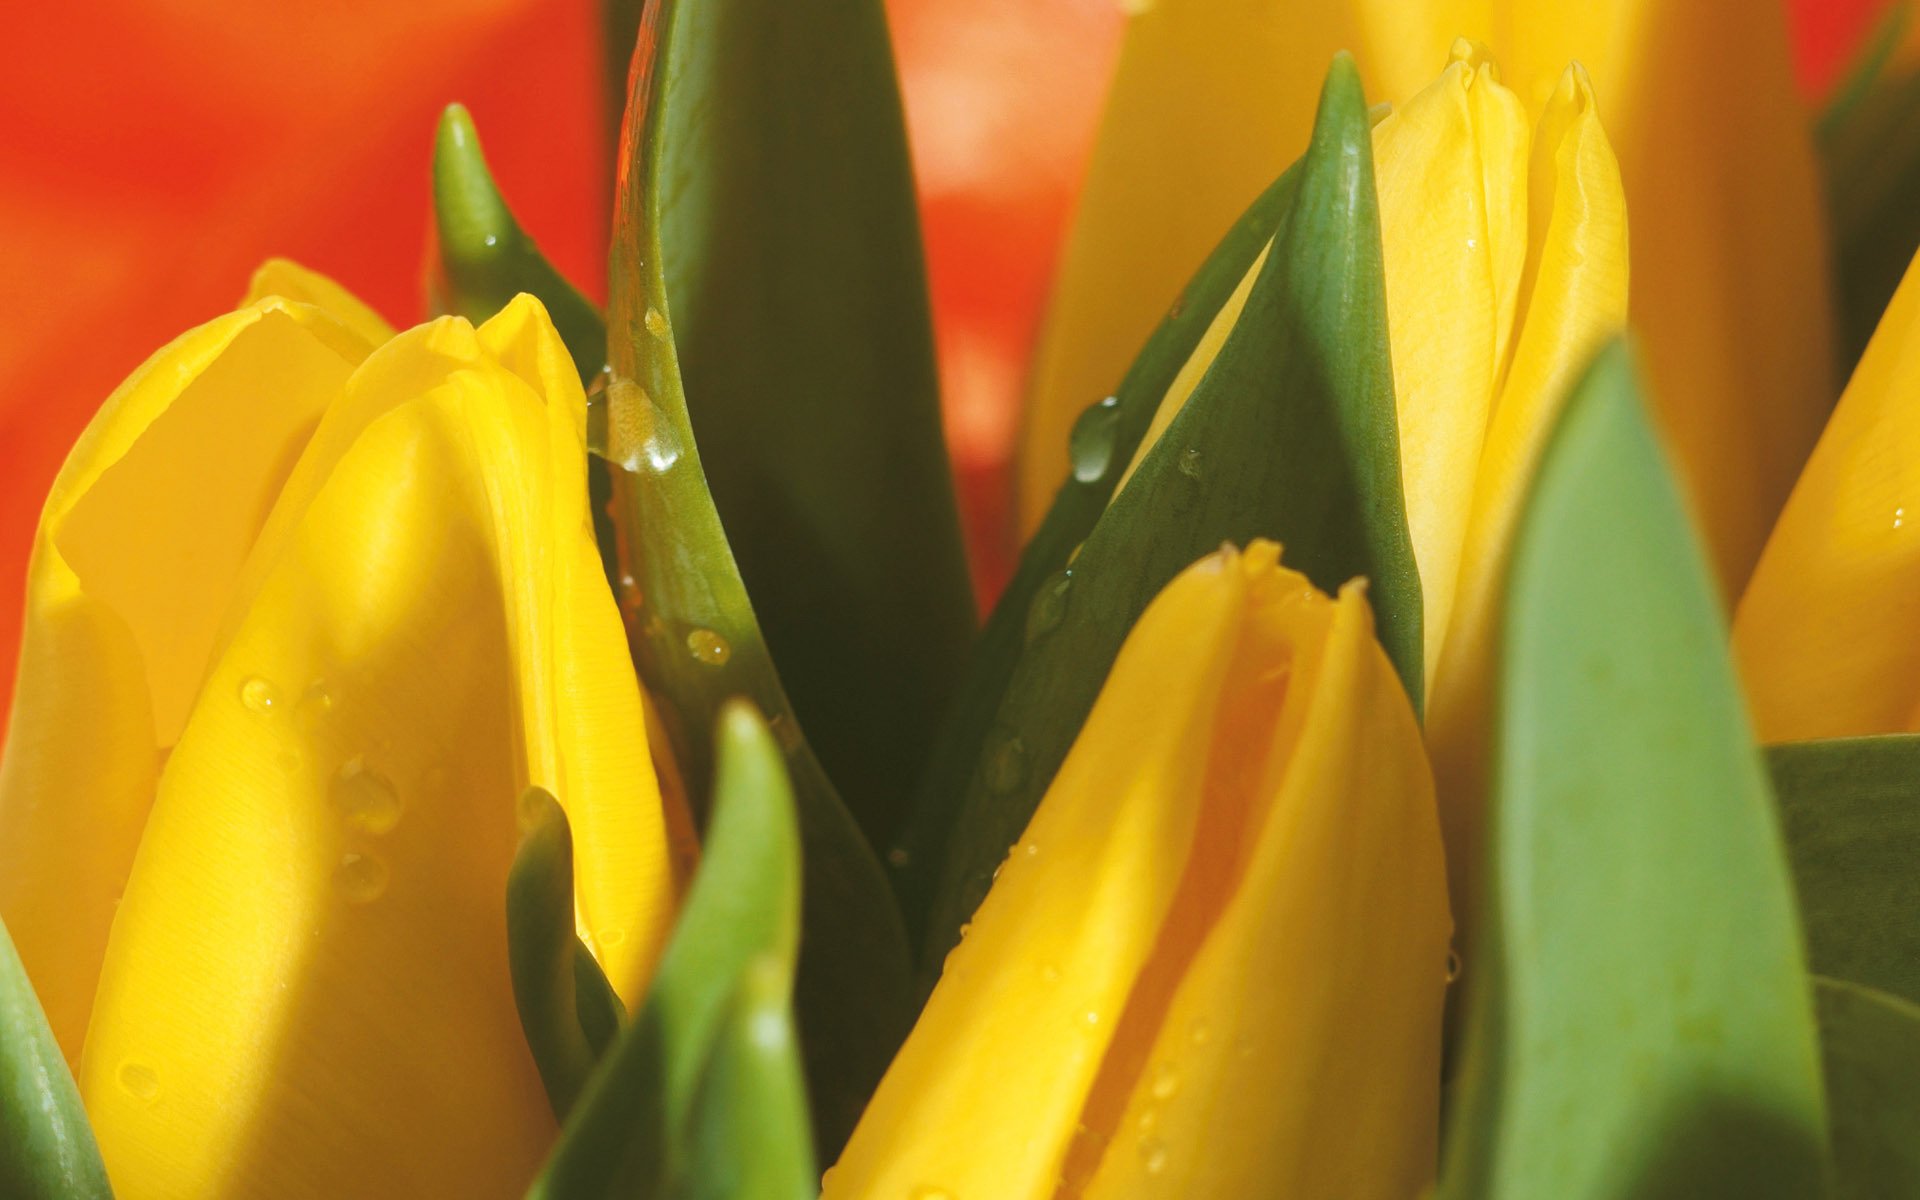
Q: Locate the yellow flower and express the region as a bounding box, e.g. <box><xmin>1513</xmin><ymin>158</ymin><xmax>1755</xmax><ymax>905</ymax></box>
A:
<box><xmin>0</xmin><ymin>262</ymin><xmax>681</xmax><ymax>1199</ymax></box>
<box><xmin>1023</xmin><ymin>0</ymin><xmax>1826</xmax><ymax>596</ymax></box>
<box><xmin>1105</xmin><ymin>44</ymin><xmax>1626</xmax><ymax>912</ymax></box>
<box><xmin>1735</xmin><ymin>247</ymin><xmax>1920</xmax><ymax>742</ymax></box>
<box><xmin>823</xmin><ymin>541</ymin><xmax>1449</xmax><ymax>1199</ymax></box>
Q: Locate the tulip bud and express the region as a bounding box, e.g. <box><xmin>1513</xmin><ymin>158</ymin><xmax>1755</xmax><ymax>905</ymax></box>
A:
<box><xmin>825</xmin><ymin>541</ymin><xmax>1450</xmax><ymax>1199</ymax></box>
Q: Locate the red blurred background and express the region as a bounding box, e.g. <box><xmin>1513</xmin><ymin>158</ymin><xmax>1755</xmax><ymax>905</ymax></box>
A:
<box><xmin>0</xmin><ymin>0</ymin><xmax>1889</xmax><ymax>722</ymax></box>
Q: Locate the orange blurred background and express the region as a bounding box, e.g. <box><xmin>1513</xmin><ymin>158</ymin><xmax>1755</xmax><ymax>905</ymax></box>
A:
<box><xmin>0</xmin><ymin>0</ymin><xmax>1890</xmax><ymax>722</ymax></box>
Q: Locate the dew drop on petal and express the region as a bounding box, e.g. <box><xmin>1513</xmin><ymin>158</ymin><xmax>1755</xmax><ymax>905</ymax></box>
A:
<box><xmin>330</xmin><ymin>756</ymin><xmax>402</xmax><ymax>834</ymax></box>
<box><xmin>118</xmin><ymin>1061</ymin><xmax>160</xmax><ymax>1100</ymax></box>
<box><xmin>239</xmin><ymin>676</ymin><xmax>277</xmax><ymax>713</ymax></box>
<box><xmin>1140</xmin><ymin>1136</ymin><xmax>1169</xmax><ymax>1175</ymax></box>
<box><xmin>333</xmin><ymin>852</ymin><xmax>389</xmax><ymax>904</ymax></box>
<box><xmin>1150</xmin><ymin>1061</ymin><xmax>1179</xmax><ymax>1100</ymax></box>
<box><xmin>686</xmin><ymin>628</ymin><xmax>731</xmax><ymax>665</ymax></box>
<box><xmin>1068</xmin><ymin>396</ymin><xmax>1121</xmax><ymax>483</ymax></box>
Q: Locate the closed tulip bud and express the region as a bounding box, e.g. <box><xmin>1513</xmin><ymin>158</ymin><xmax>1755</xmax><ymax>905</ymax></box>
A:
<box><xmin>823</xmin><ymin>541</ymin><xmax>1450</xmax><ymax>1199</ymax></box>
<box><xmin>0</xmin><ymin>264</ymin><xmax>682</xmax><ymax>1198</ymax></box>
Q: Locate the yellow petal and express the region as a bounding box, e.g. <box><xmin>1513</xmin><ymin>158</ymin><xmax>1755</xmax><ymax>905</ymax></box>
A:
<box><xmin>826</xmin><ymin>543</ymin><xmax>1446</xmax><ymax>1200</ymax></box>
<box><xmin>1027</xmin><ymin>0</ymin><xmax>1831</xmax><ymax>595</ymax></box>
<box><xmin>0</xmin><ymin>299</ymin><xmax>371</xmax><ymax>1062</ymax></box>
<box><xmin>244</xmin><ymin>258</ymin><xmax>397</xmax><ymax>353</ymax></box>
<box><xmin>1372</xmin><ymin>47</ymin><xmax>1529</xmax><ymax>677</ymax></box>
<box><xmin>76</xmin><ymin>303</ymin><xmax>674</xmax><ymax>1199</ymax></box>
<box><xmin>1082</xmin><ymin>582</ymin><xmax>1449</xmax><ymax>1199</ymax></box>
<box><xmin>1426</xmin><ymin>63</ymin><xmax>1628</xmax><ymax>912</ymax></box>
<box><xmin>1735</xmin><ymin>249</ymin><xmax>1920</xmax><ymax>741</ymax></box>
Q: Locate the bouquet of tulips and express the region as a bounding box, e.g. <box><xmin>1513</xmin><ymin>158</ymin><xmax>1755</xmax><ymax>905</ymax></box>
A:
<box><xmin>6</xmin><ymin>1</ymin><xmax>1920</xmax><ymax>1197</ymax></box>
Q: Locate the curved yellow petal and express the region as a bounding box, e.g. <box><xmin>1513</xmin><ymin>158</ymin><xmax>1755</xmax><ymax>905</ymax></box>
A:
<box><xmin>1026</xmin><ymin>0</ymin><xmax>1831</xmax><ymax>595</ymax></box>
<box><xmin>827</xmin><ymin>543</ymin><xmax>1445</xmax><ymax>1199</ymax></box>
<box><xmin>1373</xmin><ymin>47</ymin><xmax>1529</xmax><ymax>677</ymax></box>
<box><xmin>0</xmin><ymin>299</ymin><xmax>370</xmax><ymax>1061</ymax></box>
<box><xmin>75</xmin><ymin>304</ymin><xmax>674</xmax><ymax>1199</ymax></box>
<box><xmin>244</xmin><ymin>258</ymin><xmax>397</xmax><ymax>353</ymax></box>
<box><xmin>1426</xmin><ymin>64</ymin><xmax>1628</xmax><ymax>910</ymax></box>
<box><xmin>1082</xmin><ymin>583</ymin><xmax>1449</xmax><ymax>1199</ymax></box>
<box><xmin>1735</xmin><ymin>249</ymin><xmax>1920</xmax><ymax>741</ymax></box>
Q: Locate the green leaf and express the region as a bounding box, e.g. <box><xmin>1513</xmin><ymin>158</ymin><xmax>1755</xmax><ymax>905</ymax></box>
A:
<box><xmin>0</xmin><ymin>916</ymin><xmax>111</xmax><ymax>1200</ymax></box>
<box><xmin>508</xmin><ymin>788</ymin><xmax>626</xmax><ymax>1119</ymax></box>
<box><xmin>602</xmin><ymin>0</ymin><xmax>915</xmax><ymax>1153</ymax></box>
<box><xmin>916</xmin><ymin>53</ymin><xmax>1419</xmax><ymax>972</ymax></box>
<box><xmin>431</xmin><ymin>104</ymin><xmax>607</xmax><ymax>379</ymax></box>
<box><xmin>644</xmin><ymin>0</ymin><xmax>973</xmax><ymax>854</ymax></box>
<box><xmin>531</xmin><ymin>702</ymin><xmax>805</xmax><ymax>1198</ymax></box>
<box><xmin>887</xmin><ymin>163</ymin><xmax>1300</xmax><ymax>945</ymax></box>
<box><xmin>1816</xmin><ymin>976</ymin><xmax>1920</xmax><ymax>1198</ymax></box>
<box><xmin>1440</xmin><ymin>341</ymin><xmax>1828</xmax><ymax>1199</ymax></box>
<box><xmin>1768</xmin><ymin>735</ymin><xmax>1920</xmax><ymax>1008</ymax></box>
<box><xmin>682</xmin><ymin>956</ymin><xmax>815</xmax><ymax>1200</ymax></box>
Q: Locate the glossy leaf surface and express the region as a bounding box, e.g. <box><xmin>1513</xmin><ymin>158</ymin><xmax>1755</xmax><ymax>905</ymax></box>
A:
<box><xmin>1441</xmin><ymin>342</ymin><xmax>1828</xmax><ymax>1198</ymax></box>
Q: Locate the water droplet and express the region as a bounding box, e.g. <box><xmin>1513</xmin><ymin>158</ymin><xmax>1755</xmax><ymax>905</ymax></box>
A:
<box><xmin>1150</xmin><ymin>1062</ymin><xmax>1179</xmax><ymax>1100</ymax></box>
<box><xmin>605</xmin><ymin>377</ymin><xmax>683</xmax><ymax>472</ymax></box>
<box><xmin>1084</xmin><ymin>1010</ymin><xmax>1101</xmax><ymax>1026</ymax></box>
<box><xmin>1446</xmin><ymin>949</ymin><xmax>1463</xmax><ymax>983</ymax></box>
<box><xmin>238</xmin><ymin>676</ymin><xmax>277</xmax><ymax>713</ymax></box>
<box><xmin>330</xmin><ymin>756</ymin><xmax>401</xmax><ymax>834</ymax></box>
<box><xmin>1024</xmin><ymin>842</ymin><xmax>1040</xmax><ymax>857</ymax></box>
<box><xmin>909</xmin><ymin>1186</ymin><xmax>955</xmax><ymax>1200</ymax></box>
<box><xmin>985</xmin><ymin>733</ymin><xmax>1028</xmax><ymax>795</ymax></box>
<box><xmin>118</xmin><ymin>1060</ymin><xmax>160</xmax><ymax>1100</ymax></box>
<box><xmin>1168</xmin><ymin>293</ymin><xmax>1186</xmax><ymax>320</ymax></box>
<box><xmin>1189</xmin><ymin>1019</ymin><xmax>1212</xmax><ymax>1046</ymax></box>
<box><xmin>1025</xmin><ymin>569</ymin><xmax>1073</xmax><ymax>643</ymax></box>
<box><xmin>958</xmin><ymin>922</ymin><xmax>972</xmax><ymax>939</ymax></box>
<box><xmin>1041</xmin><ymin>963</ymin><xmax>1062</xmax><ymax>983</ymax></box>
<box><xmin>1896</xmin><ymin>506</ymin><xmax>1907</xmax><ymax>530</ymax></box>
<box><xmin>1137</xmin><ymin>1107</ymin><xmax>1159</xmax><ymax>1135</ymax></box>
<box><xmin>333</xmin><ymin>852</ymin><xmax>389</xmax><ymax>903</ymax></box>
<box><xmin>1140</xmin><ymin>1136</ymin><xmax>1168</xmax><ymax>1175</ymax></box>
<box><xmin>598</xmin><ymin>927</ymin><xmax>629</xmax><ymax>948</ymax></box>
<box><xmin>295</xmin><ymin>680</ymin><xmax>333</xmax><ymax>729</ymax></box>
<box><xmin>886</xmin><ymin>846</ymin><xmax>910</xmax><ymax>868</ymax></box>
<box><xmin>1068</xmin><ymin>396</ymin><xmax>1121</xmax><ymax>483</ymax></box>
<box><xmin>644</xmin><ymin>306</ymin><xmax>670</xmax><ymax>340</ymax></box>
<box><xmin>1177</xmin><ymin>447</ymin><xmax>1203</xmax><ymax>481</ymax></box>
<box><xmin>686</xmin><ymin>628</ymin><xmax>731</xmax><ymax>665</ymax></box>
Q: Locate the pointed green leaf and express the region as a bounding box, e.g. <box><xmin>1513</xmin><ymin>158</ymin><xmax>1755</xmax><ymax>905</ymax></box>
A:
<box><xmin>532</xmin><ymin>702</ymin><xmax>805</xmax><ymax>1198</ymax></box>
<box><xmin>509</xmin><ymin>788</ymin><xmax>626</xmax><ymax>1119</ymax></box>
<box><xmin>603</xmin><ymin>3</ymin><xmax>913</xmax><ymax>1153</ymax></box>
<box><xmin>1816</xmin><ymin>976</ymin><xmax>1920</xmax><ymax>1198</ymax></box>
<box><xmin>1</xmin><ymin>916</ymin><xmax>111</xmax><ymax>1200</ymax></box>
<box><xmin>683</xmin><ymin>956</ymin><xmax>815</xmax><ymax>1200</ymax></box>
<box><xmin>1768</xmin><ymin>735</ymin><xmax>1920</xmax><ymax>1008</ymax></box>
<box><xmin>917</xmin><ymin>54</ymin><xmax>1419</xmax><ymax>971</ymax></box>
<box><xmin>1440</xmin><ymin>341</ymin><xmax>1827</xmax><ymax>1199</ymax></box>
<box><xmin>888</xmin><ymin>163</ymin><xmax>1300</xmax><ymax>944</ymax></box>
<box><xmin>646</xmin><ymin>0</ymin><xmax>973</xmax><ymax>852</ymax></box>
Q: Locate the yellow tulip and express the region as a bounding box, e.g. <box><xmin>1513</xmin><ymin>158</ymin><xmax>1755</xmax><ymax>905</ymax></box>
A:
<box><xmin>822</xmin><ymin>541</ymin><xmax>1450</xmax><ymax>1199</ymax></box>
<box><xmin>1734</xmin><ymin>246</ymin><xmax>1920</xmax><ymax>742</ymax></box>
<box><xmin>1023</xmin><ymin>0</ymin><xmax>1827</xmax><ymax>598</ymax></box>
<box><xmin>0</xmin><ymin>263</ymin><xmax>681</xmax><ymax>1198</ymax></box>
<box><xmin>1108</xmin><ymin>44</ymin><xmax>1626</xmax><ymax>914</ymax></box>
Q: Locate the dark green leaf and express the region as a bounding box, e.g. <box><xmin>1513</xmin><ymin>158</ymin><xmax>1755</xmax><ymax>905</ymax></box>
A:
<box><xmin>649</xmin><ymin>0</ymin><xmax>974</xmax><ymax>853</ymax></box>
<box><xmin>0</xmin><ymin>916</ymin><xmax>111</xmax><ymax>1200</ymax></box>
<box><xmin>431</xmin><ymin>104</ymin><xmax>607</xmax><ymax>379</ymax></box>
<box><xmin>508</xmin><ymin>789</ymin><xmax>626</xmax><ymax>1119</ymax></box>
<box><xmin>602</xmin><ymin>0</ymin><xmax>914</xmax><ymax>1153</ymax></box>
<box><xmin>531</xmin><ymin>702</ymin><xmax>805</xmax><ymax>1198</ymax></box>
<box><xmin>917</xmin><ymin>53</ymin><xmax>1419</xmax><ymax>973</ymax></box>
<box><xmin>682</xmin><ymin>956</ymin><xmax>815</xmax><ymax>1200</ymax></box>
<box><xmin>1440</xmin><ymin>341</ymin><xmax>1828</xmax><ymax>1198</ymax></box>
<box><xmin>1769</xmin><ymin>735</ymin><xmax>1920</xmax><ymax>1007</ymax></box>
<box><xmin>887</xmin><ymin>163</ymin><xmax>1300</xmax><ymax>946</ymax></box>
<box><xmin>1816</xmin><ymin>976</ymin><xmax>1920</xmax><ymax>1198</ymax></box>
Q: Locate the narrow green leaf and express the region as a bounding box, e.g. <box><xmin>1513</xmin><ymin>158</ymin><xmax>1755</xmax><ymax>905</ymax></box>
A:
<box><xmin>918</xmin><ymin>54</ymin><xmax>1419</xmax><ymax>971</ymax></box>
<box><xmin>1440</xmin><ymin>341</ymin><xmax>1828</xmax><ymax>1198</ymax></box>
<box><xmin>0</xmin><ymin>916</ymin><xmax>111</xmax><ymax>1200</ymax></box>
<box><xmin>888</xmin><ymin>164</ymin><xmax>1301</xmax><ymax>944</ymax></box>
<box><xmin>1768</xmin><ymin>735</ymin><xmax>1920</xmax><ymax>1007</ymax></box>
<box><xmin>508</xmin><ymin>789</ymin><xmax>626</xmax><ymax>1119</ymax></box>
<box><xmin>532</xmin><ymin>702</ymin><xmax>804</xmax><ymax>1198</ymax></box>
<box><xmin>603</xmin><ymin>2</ymin><xmax>914</xmax><ymax>1153</ymax></box>
<box><xmin>650</xmin><ymin>0</ymin><xmax>975</xmax><ymax>853</ymax></box>
<box><xmin>431</xmin><ymin>104</ymin><xmax>607</xmax><ymax>378</ymax></box>
<box><xmin>683</xmin><ymin>956</ymin><xmax>815</xmax><ymax>1200</ymax></box>
<box><xmin>1816</xmin><ymin>976</ymin><xmax>1920</xmax><ymax>1198</ymax></box>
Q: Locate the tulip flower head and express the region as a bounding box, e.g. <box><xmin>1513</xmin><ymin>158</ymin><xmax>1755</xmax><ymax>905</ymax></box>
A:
<box><xmin>824</xmin><ymin>541</ymin><xmax>1451</xmax><ymax>1199</ymax></box>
